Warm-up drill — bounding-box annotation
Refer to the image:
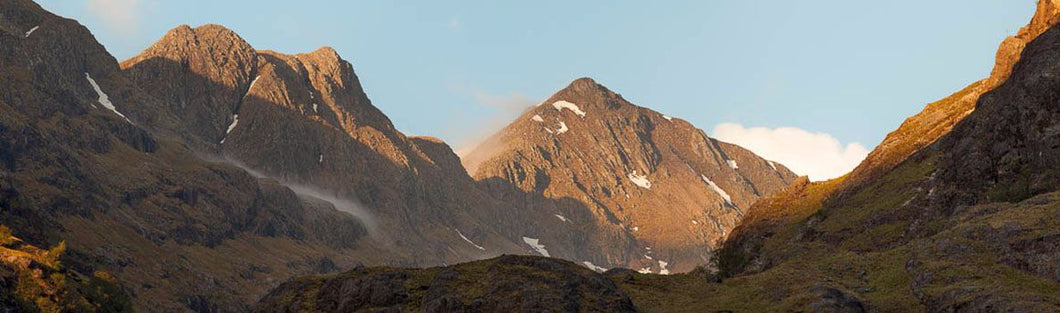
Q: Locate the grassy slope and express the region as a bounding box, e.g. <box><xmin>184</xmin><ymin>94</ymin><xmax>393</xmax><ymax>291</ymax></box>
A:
<box><xmin>616</xmin><ymin>152</ymin><xmax>1059</xmax><ymax>311</ymax></box>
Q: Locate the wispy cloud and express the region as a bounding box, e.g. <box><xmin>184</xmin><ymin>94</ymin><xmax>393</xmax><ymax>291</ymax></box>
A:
<box><xmin>711</xmin><ymin>123</ymin><xmax>869</xmax><ymax>181</ymax></box>
<box><xmin>447</xmin><ymin>16</ymin><xmax>462</xmax><ymax>30</ymax></box>
<box><xmin>473</xmin><ymin>91</ymin><xmax>535</xmax><ymax>112</ymax></box>
<box><xmin>451</xmin><ymin>90</ymin><xmax>535</xmax><ymax>156</ymax></box>
<box><xmin>86</xmin><ymin>0</ymin><xmax>142</xmax><ymax>35</ymax></box>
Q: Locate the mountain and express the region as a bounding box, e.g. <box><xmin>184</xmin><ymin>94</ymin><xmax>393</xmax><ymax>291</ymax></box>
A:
<box><xmin>840</xmin><ymin>0</ymin><xmax>1060</xmax><ymax>195</ymax></box>
<box><xmin>1</xmin><ymin>1</ymin><xmax>792</xmax><ymax>310</ymax></box>
<box><xmin>718</xmin><ymin>0</ymin><xmax>1060</xmax><ymax>281</ymax></box>
<box><xmin>463</xmin><ymin>78</ymin><xmax>798</xmax><ymax>273</ymax></box>
<box><xmin>119</xmin><ymin>23</ymin><xmax>536</xmax><ymax>268</ymax></box>
<box><xmin>689</xmin><ymin>2</ymin><xmax>1060</xmax><ymax>311</ymax></box>
<box><xmin>0</xmin><ymin>1</ymin><xmax>387</xmax><ymax>310</ymax></box>
<box><xmin>259</xmin><ymin>1</ymin><xmax>1060</xmax><ymax>312</ymax></box>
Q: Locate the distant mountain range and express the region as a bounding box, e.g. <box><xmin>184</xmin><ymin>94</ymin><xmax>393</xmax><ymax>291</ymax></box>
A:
<box><xmin>259</xmin><ymin>1</ymin><xmax>1060</xmax><ymax>312</ymax></box>
<box><xmin>2</xmin><ymin>0</ymin><xmax>1058</xmax><ymax>312</ymax></box>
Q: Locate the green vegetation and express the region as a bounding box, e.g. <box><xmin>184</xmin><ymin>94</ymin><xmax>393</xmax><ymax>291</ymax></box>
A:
<box><xmin>0</xmin><ymin>225</ymin><xmax>132</xmax><ymax>313</ymax></box>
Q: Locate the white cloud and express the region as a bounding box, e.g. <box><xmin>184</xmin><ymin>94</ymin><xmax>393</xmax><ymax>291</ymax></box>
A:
<box><xmin>473</xmin><ymin>91</ymin><xmax>534</xmax><ymax>112</ymax></box>
<box><xmin>86</xmin><ymin>0</ymin><xmax>142</xmax><ymax>35</ymax></box>
<box><xmin>711</xmin><ymin>123</ymin><xmax>869</xmax><ymax>181</ymax></box>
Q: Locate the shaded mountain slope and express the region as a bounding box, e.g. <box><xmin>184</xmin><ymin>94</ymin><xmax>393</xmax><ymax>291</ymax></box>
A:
<box><xmin>840</xmin><ymin>0</ymin><xmax>1060</xmax><ymax>195</ymax></box>
<box><xmin>464</xmin><ymin>78</ymin><xmax>798</xmax><ymax>273</ymax></box>
<box><xmin>0</xmin><ymin>1</ymin><xmax>399</xmax><ymax>311</ymax></box>
<box><xmin>720</xmin><ymin>0</ymin><xmax>1060</xmax><ymax>281</ymax></box>
<box><xmin>699</xmin><ymin>4</ymin><xmax>1060</xmax><ymax>311</ymax></box>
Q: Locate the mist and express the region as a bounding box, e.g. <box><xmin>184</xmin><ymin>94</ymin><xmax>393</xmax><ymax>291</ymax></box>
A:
<box><xmin>202</xmin><ymin>154</ymin><xmax>381</xmax><ymax>236</ymax></box>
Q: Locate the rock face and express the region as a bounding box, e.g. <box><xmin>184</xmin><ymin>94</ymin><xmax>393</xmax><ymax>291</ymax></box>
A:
<box><xmin>253</xmin><ymin>255</ymin><xmax>636</xmax><ymax>313</ymax></box>
<box><xmin>934</xmin><ymin>22</ymin><xmax>1060</xmax><ymax>205</ymax></box>
<box><xmin>464</xmin><ymin>78</ymin><xmax>798</xmax><ymax>273</ymax></box>
<box><xmin>840</xmin><ymin>0</ymin><xmax>1060</xmax><ymax>195</ymax></box>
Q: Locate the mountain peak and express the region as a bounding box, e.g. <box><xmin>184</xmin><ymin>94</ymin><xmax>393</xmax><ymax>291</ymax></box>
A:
<box><xmin>157</xmin><ymin>23</ymin><xmax>251</xmax><ymax>49</ymax></box>
<box><xmin>568</xmin><ymin>76</ymin><xmax>599</xmax><ymax>88</ymax></box>
<box><xmin>309</xmin><ymin>46</ymin><xmax>340</xmax><ymax>58</ymax></box>
<box><xmin>554</xmin><ymin>77</ymin><xmax>613</xmax><ymax>98</ymax></box>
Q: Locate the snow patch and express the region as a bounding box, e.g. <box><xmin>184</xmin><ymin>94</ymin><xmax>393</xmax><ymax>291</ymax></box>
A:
<box><xmin>25</xmin><ymin>26</ymin><xmax>39</xmax><ymax>38</ymax></box>
<box><xmin>522</xmin><ymin>237</ymin><xmax>550</xmax><ymax>257</ymax></box>
<box><xmin>544</xmin><ymin>127</ymin><xmax>554</xmax><ymax>134</ymax></box>
<box><xmin>531</xmin><ymin>115</ymin><xmax>544</xmax><ymax>122</ymax></box>
<box><xmin>768</xmin><ymin>160</ymin><xmax>777</xmax><ymax>171</ymax></box>
<box><xmin>628</xmin><ymin>171</ymin><xmax>652</xmax><ymax>189</ymax></box>
<box><xmin>457</xmin><ymin>229</ymin><xmax>486</xmax><ymax>251</ymax></box>
<box><xmin>645</xmin><ymin>255</ymin><xmax>653</xmax><ymax>260</ymax></box>
<box><xmin>312</xmin><ymin>103</ymin><xmax>318</xmax><ymax>113</ymax></box>
<box><xmin>658</xmin><ymin>260</ymin><xmax>670</xmax><ymax>275</ymax></box>
<box><xmin>638</xmin><ymin>268</ymin><xmax>653</xmax><ymax>274</ymax></box>
<box><xmin>220</xmin><ymin>114</ymin><xmax>239</xmax><ymax>144</ymax></box>
<box><xmin>552</xmin><ymin>100</ymin><xmax>586</xmax><ymax>118</ymax></box>
<box><xmin>701</xmin><ymin>175</ymin><xmax>733</xmax><ymax>205</ymax></box>
<box><xmin>582</xmin><ymin>261</ymin><xmax>606</xmax><ymax>272</ymax></box>
<box><xmin>726</xmin><ymin>159</ymin><xmax>738</xmax><ymax>169</ymax></box>
<box><xmin>247</xmin><ymin>75</ymin><xmax>260</xmax><ymax>91</ymax></box>
<box><xmin>692</xmin><ymin>220</ymin><xmax>699</xmax><ymax>225</ymax></box>
<box><xmin>554</xmin><ymin>214</ymin><xmax>569</xmax><ymax>223</ymax></box>
<box><xmin>555</xmin><ymin>121</ymin><xmax>569</xmax><ymax>134</ymax></box>
<box><xmin>632</xmin><ymin>226</ymin><xmax>639</xmax><ymax>232</ymax></box>
<box><xmin>84</xmin><ymin>73</ymin><xmax>131</xmax><ymax>124</ymax></box>
<box><xmin>662</xmin><ymin>115</ymin><xmax>673</xmax><ymax>121</ymax></box>
<box><xmin>318</xmin><ymin>154</ymin><xmax>324</xmax><ymax>163</ymax></box>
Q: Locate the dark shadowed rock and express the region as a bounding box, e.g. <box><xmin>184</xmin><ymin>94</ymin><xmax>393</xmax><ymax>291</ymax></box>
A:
<box><xmin>254</xmin><ymin>255</ymin><xmax>636</xmax><ymax>313</ymax></box>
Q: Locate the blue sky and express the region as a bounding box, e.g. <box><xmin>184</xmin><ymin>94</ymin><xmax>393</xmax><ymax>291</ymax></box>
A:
<box><xmin>38</xmin><ymin>0</ymin><xmax>1036</xmax><ymax>179</ymax></box>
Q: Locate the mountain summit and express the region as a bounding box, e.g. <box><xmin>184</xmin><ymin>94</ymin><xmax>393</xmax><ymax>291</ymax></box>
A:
<box><xmin>465</xmin><ymin>77</ymin><xmax>798</xmax><ymax>272</ymax></box>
